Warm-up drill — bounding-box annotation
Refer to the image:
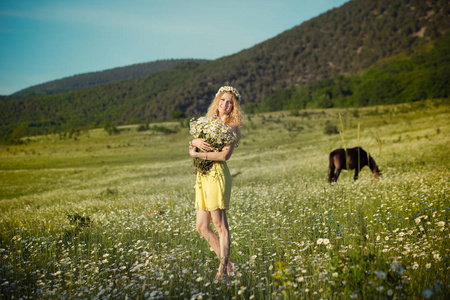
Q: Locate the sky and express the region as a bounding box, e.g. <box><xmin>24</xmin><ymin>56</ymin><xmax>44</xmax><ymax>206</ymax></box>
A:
<box><xmin>0</xmin><ymin>0</ymin><xmax>350</xmax><ymax>95</ymax></box>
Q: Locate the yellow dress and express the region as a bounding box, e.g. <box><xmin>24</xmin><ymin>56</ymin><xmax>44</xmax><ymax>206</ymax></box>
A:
<box><xmin>195</xmin><ymin>161</ymin><xmax>232</xmax><ymax>211</ymax></box>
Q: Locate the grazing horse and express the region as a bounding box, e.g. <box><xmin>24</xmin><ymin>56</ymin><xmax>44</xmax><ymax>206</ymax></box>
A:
<box><xmin>328</xmin><ymin>147</ymin><xmax>381</xmax><ymax>183</ymax></box>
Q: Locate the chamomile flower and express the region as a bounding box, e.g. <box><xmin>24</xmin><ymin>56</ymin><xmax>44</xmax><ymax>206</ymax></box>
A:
<box><xmin>422</xmin><ymin>289</ymin><xmax>433</xmax><ymax>299</ymax></box>
<box><xmin>390</xmin><ymin>261</ymin><xmax>399</xmax><ymax>269</ymax></box>
<box><xmin>190</xmin><ymin>115</ymin><xmax>237</xmax><ymax>174</ymax></box>
<box><xmin>396</xmin><ymin>266</ymin><xmax>405</xmax><ymax>275</ymax></box>
<box><xmin>376</xmin><ymin>270</ymin><xmax>386</xmax><ymax>280</ymax></box>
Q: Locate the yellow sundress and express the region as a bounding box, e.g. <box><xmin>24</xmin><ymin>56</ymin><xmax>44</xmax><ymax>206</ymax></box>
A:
<box><xmin>195</xmin><ymin>161</ymin><xmax>232</xmax><ymax>211</ymax></box>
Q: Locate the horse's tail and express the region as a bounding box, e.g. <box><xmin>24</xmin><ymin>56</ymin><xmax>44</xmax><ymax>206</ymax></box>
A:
<box><xmin>328</xmin><ymin>151</ymin><xmax>335</xmax><ymax>183</ymax></box>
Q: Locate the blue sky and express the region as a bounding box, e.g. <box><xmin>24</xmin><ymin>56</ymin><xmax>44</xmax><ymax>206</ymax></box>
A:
<box><xmin>0</xmin><ymin>0</ymin><xmax>350</xmax><ymax>95</ymax></box>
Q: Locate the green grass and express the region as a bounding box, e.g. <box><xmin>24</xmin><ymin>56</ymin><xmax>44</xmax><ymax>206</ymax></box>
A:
<box><xmin>0</xmin><ymin>99</ymin><xmax>449</xmax><ymax>299</ymax></box>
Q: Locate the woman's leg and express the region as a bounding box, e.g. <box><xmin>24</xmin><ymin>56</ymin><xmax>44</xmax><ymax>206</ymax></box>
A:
<box><xmin>196</xmin><ymin>209</ymin><xmax>235</xmax><ymax>278</ymax></box>
<box><xmin>196</xmin><ymin>209</ymin><xmax>221</xmax><ymax>256</ymax></box>
<box><xmin>210</xmin><ymin>209</ymin><xmax>231</xmax><ymax>279</ymax></box>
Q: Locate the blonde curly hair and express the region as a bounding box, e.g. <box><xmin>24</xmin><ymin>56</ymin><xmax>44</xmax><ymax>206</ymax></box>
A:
<box><xmin>206</xmin><ymin>90</ymin><xmax>243</xmax><ymax>141</ymax></box>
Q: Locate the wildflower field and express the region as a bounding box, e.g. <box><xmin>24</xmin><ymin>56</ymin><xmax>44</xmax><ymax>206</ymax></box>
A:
<box><xmin>0</xmin><ymin>100</ymin><xmax>449</xmax><ymax>299</ymax></box>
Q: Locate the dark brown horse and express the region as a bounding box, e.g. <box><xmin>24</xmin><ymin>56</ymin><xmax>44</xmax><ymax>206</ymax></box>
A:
<box><xmin>328</xmin><ymin>147</ymin><xmax>381</xmax><ymax>183</ymax></box>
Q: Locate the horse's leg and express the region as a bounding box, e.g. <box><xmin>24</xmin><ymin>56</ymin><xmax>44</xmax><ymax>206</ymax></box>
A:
<box><xmin>334</xmin><ymin>168</ymin><xmax>342</xmax><ymax>182</ymax></box>
<box><xmin>353</xmin><ymin>169</ymin><xmax>359</xmax><ymax>181</ymax></box>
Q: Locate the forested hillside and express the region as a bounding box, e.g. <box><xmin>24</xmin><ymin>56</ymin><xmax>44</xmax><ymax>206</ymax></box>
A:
<box><xmin>1</xmin><ymin>0</ymin><xmax>449</xmax><ymax>141</ymax></box>
<box><xmin>252</xmin><ymin>33</ymin><xmax>450</xmax><ymax>112</ymax></box>
<box><xmin>10</xmin><ymin>59</ymin><xmax>209</xmax><ymax>98</ymax></box>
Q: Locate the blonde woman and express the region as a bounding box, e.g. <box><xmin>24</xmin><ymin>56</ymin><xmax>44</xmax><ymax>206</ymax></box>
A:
<box><xmin>189</xmin><ymin>86</ymin><xmax>243</xmax><ymax>280</ymax></box>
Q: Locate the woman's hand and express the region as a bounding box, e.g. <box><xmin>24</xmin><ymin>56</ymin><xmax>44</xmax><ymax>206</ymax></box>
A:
<box><xmin>189</xmin><ymin>146</ymin><xmax>198</xmax><ymax>158</ymax></box>
<box><xmin>191</xmin><ymin>139</ymin><xmax>211</xmax><ymax>152</ymax></box>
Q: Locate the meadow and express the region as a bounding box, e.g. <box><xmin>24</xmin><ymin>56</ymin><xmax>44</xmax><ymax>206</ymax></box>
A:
<box><xmin>0</xmin><ymin>99</ymin><xmax>449</xmax><ymax>299</ymax></box>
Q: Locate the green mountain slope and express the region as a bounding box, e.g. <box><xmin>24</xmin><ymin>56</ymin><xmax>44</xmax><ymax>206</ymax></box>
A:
<box><xmin>1</xmin><ymin>0</ymin><xmax>449</xmax><ymax>139</ymax></box>
<box><xmin>11</xmin><ymin>59</ymin><xmax>209</xmax><ymax>98</ymax></box>
<box><xmin>253</xmin><ymin>33</ymin><xmax>450</xmax><ymax>112</ymax></box>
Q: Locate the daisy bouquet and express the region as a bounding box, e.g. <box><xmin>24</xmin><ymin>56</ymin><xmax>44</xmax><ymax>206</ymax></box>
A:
<box><xmin>189</xmin><ymin>116</ymin><xmax>237</xmax><ymax>175</ymax></box>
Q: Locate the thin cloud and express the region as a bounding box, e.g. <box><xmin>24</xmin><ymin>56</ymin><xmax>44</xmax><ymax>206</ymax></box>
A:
<box><xmin>0</xmin><ymin>28</ymin><xmax>16</xmax><ymax>33</ymax></box>
<box><xmin>2</xmin><ymin>5</ymin><xmax>232</xmax><ymax>40</ymax></box>
<box><xmin>0</xmin><ymin>6</ymin><xmax>158</xmax><ymax>31</ymax></box>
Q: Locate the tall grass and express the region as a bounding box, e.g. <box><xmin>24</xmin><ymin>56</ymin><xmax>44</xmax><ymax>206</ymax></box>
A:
<box><xmin>0</xmin><ymin>100</ymin><xmax>449</xmax><ymax>299</ymax></box>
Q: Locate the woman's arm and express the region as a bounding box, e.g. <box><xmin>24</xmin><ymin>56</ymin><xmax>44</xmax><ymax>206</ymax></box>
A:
<box><xmin>190</xmin><ymin>138</ymin><xmax>211</xmax><ymax>152</ymax></box>
<box><xmin>189</xmin><ymin>142</ymin><xmax>235</xmax><ymax>162</ymax></box>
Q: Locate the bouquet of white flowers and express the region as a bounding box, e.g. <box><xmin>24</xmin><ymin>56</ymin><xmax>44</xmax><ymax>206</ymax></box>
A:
<box><xmin>189</xmin><ymin>116</ymin><xmax>237</xmax><ymax>175</ymax></box>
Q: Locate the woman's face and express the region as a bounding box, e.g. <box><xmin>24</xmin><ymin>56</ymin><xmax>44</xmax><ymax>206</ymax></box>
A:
<box><xmin>218</xmin><ymin>92</ymin><xmax>233</xmax><ymax>117</ymax></box>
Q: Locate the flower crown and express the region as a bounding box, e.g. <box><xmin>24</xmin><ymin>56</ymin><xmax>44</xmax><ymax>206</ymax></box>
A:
<box><xmin>216</xmin><ymin>86</ymin><xmax>241</xmax><ymax>102</ymax></box>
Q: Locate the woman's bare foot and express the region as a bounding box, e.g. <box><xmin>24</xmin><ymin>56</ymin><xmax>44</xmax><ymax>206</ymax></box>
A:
<box><xmin>227</xmin><ymin>261</ymin><xmax>235</xmax><ymax>277</ymax></box>
<box><xmin>214</xmin><ymin>263</ymin><xmax>229</xmax><ymax>281</ymax></box>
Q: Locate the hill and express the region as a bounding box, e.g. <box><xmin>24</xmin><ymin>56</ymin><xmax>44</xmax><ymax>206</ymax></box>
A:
<box><xmin>252</xmin><ymin>33</ymin><xmax>450</xmax><ymax>112</ymax></box>
<box><xmin>10</xmin><ymin>59</ymin><xmax>209</xmax><ymax>98</ymax></box>
<box><xmin>0</xmin><ymin>0</ymin><xmax>449</xmax><ymax>141</ymax></box>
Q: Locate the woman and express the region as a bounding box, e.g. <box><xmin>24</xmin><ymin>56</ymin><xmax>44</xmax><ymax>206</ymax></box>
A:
<box><xmin>189</xmin><ymin>86</ymin><xmax>243</xmax><ymax>280</ymax></box>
